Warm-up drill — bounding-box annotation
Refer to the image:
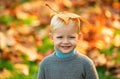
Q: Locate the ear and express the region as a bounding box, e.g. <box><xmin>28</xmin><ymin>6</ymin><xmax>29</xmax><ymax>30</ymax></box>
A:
<box><xmin>78</xmin><ymin>32</ymin><xmax>83</xmax><ymax>40</ymax></box>
<box><xmin>49</xmin><ymin>33</ymin><xmax>53</xmax><ymax>40</ymax></box>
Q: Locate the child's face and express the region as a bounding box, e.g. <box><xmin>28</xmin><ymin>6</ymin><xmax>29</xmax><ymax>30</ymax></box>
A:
<box><xmin>50</xmin><ymin>24</ymin><xmax>81</xmax><ymax>54</ymax></box>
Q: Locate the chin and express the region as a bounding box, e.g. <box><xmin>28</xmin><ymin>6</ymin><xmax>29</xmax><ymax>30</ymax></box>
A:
<box><xmin>59</xmin><ymin>47</ymin><xmax>74</xmax><ymax>53</ymax></box>
<box><xmin>61</xmin><ymin>50</ymin><xmax>73</xmax><ymax>54</ymax></box>
<box><xmin>62</xmin><ymin>52</ymin><xmax>70</xmax><ymax>54</ymax></box>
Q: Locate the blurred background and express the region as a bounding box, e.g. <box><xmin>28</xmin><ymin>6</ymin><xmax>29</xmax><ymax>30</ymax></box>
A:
<box><xmin>0</xmin><ymin>0</ymin><xmax>120</xmax><ymax>79</ymax></box>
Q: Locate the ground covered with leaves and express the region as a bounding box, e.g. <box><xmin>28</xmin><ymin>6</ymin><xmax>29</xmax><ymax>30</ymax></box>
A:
<box><xmin>0</xmin><ymin>0</ymin><xmax>120</xmax><ymax>79</ymax></box>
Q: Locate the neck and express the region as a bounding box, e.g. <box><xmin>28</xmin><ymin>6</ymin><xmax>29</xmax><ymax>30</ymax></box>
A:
<box><xmin>54</xmin><ymin>47</ymin><xmax>75</xmax><ymax>58</ymax></box>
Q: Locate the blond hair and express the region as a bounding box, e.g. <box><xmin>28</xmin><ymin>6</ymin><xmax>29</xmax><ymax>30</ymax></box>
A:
<box><xmin>50</xmin><ymin>12</ymin><xmax>81</xmax><ymax>34</ymax></box>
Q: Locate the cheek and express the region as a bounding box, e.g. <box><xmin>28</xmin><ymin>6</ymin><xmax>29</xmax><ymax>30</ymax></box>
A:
<box><xmin>53</xmin><ymin>39</ymin><xmax>60</xmax><ymax>45</ymax></box>
<box><xmin>71</xmin><ymin>39</ymin><xmax>79</xmax><ymax>44</ymax></box>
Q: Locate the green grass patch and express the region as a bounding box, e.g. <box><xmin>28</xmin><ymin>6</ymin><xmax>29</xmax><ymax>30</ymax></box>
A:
<box><xmin>97</xmin><ymin>66</ymin><xmax>117</xmax><ymax>79</ymax></box>
<box><xmin>37</xmin><ymin>36</ymin><xmax>54</xmax><ymax>54</ymax></box>
<box><xmin>0</xmin><ymin>59</ymin><xmax>14</xmax><ymax>71</ymax></box>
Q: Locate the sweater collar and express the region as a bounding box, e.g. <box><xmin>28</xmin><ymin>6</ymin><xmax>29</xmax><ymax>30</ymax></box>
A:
<box><xmin>54</xmin><ymin>47</ymin><xmax>75</xmax><ymax>58</ymax></box>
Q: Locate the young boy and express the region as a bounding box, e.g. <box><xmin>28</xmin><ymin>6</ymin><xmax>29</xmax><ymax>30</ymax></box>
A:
<box><xmin>37</xmin><ymin>12</ymin><xmax>99</xmax><ymax>79</ymax></box>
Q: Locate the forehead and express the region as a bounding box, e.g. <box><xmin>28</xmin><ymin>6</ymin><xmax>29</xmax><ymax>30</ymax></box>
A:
<box><xmin>53</xmin><ymin>24</ymin><xmax>78</xmax><ymax>35</ymax></box>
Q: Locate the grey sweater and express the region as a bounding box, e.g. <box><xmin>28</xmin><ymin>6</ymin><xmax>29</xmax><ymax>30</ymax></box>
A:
<box><xmin>37</xmin><ymin>51</ymin><xmax>99</xmax><ymax>79</ymax></box>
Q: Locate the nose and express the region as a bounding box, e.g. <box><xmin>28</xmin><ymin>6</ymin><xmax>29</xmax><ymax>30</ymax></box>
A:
<box><xmin>63</xmin><ymin>38</ymin><xmax>69</xmax><ymax>43</ymax></box>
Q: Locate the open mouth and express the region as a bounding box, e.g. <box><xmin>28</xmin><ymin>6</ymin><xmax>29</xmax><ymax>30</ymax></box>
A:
<box><xmin>61</xmin><ymin>46</ymin><xmax>71</xmax><ymax>49</ymax></box>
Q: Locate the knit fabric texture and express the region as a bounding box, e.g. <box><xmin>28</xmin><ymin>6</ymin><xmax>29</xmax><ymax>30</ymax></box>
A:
<box><xmin>37</xmin><ymin>51</ymin><xmax>99</xmax><ymax>79</ymax></box>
